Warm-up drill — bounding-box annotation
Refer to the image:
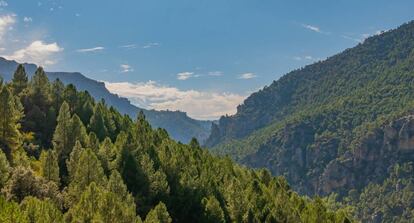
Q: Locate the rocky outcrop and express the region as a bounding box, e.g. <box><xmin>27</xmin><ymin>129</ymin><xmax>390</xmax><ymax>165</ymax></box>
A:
<box><xmin>242</xmin><ymin>114</ymin><xmax>414</xmax><ymax>196</ymax></box>
<box><xmin>319</xmin><ymin>115</ymin><xmax>414</xmax><ymax>195</ymax></box>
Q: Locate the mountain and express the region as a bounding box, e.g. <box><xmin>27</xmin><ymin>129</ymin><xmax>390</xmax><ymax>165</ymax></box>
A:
<box><xmin>206</xmin><ymin>21</ymin><xmax>414</xmax><ymax>221</ymax></box>
<box><xmin>0</xmin><ymin>57</ymin><xmax>212</xmax><ymax>143</ymax></box>
<box><xmin>0</xmin><ymin>66</ymin><xmax>351</xmax><ymax>222</ymax></box>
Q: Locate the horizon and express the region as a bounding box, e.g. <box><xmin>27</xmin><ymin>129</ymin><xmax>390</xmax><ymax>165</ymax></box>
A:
<box><xmin>0</xmin><ymin>0</ymin><xmax>413</xmax><ymax>120</ymax></box>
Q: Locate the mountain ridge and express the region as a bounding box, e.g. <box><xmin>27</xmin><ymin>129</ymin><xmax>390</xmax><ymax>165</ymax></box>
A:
<box><xmin>0</xmin><ymin>57</ymin><xmax>212</xmax><ymax>143</ymax></box>
<box><xmin>206</xmin><ymin>20</ymin><xmax>414</xmax><ymax>216</ymax></box>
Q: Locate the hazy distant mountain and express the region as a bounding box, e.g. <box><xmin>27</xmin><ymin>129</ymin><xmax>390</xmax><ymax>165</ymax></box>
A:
<box><xmin>0</xmin><ymin>57</ymin><xmax>212</xmax><ymax>143</ymax></box>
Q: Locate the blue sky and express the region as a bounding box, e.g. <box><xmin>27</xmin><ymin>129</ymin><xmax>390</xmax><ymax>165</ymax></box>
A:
<box><xmin>1</xmin><ymin>0</ymin><xmax>413</xmax><ymax>119</ymax></box>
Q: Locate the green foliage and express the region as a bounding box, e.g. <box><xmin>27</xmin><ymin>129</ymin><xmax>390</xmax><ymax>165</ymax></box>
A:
<box><xmin>67</xmin><ymin>148</ymin><xmax>106</xmax><ymax>206</ymax></box>
<box><xmin>10</xmin><ymin>64</ymin><xmax>28</xmax><ymax>96</ymax></box>
<box><xmin>0</xmin><ymin>196</ymin><xmax>27</xmax><ymax>223</ymax></box>
<box><xmin>201</xmin><ymin>195</ymin><xmax>225</xmax><ymax>223</ymax></box>
<box><xmin>20</xmin><ymin>196</ymin><xmax>63</xmax><ymax>223</ymax></box>
<box><xmin>0</xmin><ymin>65</ymin><xmax>352</xmax><ymax>222</ymax></box>
<box><xmin>0</xmin><ymin>85</ymin><xmax>22</xmax><ymax>160</ymax></box>
<box><xmin>0</xmin><ymin>150</ymin><xmax>10</xmax><ymax>189</ymax></box>
<box><xmin>39</xmin><ymin>149</ymin><xmax>60</xmax><ymax>185</ymax></box>
<box><xmin>144</xmin><ymin>202</ymin><xmax>172</xmax><ymax>223</ymax></box>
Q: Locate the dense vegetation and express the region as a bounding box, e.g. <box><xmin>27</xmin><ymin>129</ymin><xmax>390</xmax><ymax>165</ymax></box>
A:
<box><xmin>0</xmin><ymin>57</ymin><xmax>212</xmax><ymax>144</ymax></box>
<box><xmin>0</xmin><ymin>66</ymin><xmax>351</xmax><ymax>222</ymax></box>
<box><xmin>206</xmin><ymin>21</ymin><xmax>414</xmax><ymax>222</ymax></box>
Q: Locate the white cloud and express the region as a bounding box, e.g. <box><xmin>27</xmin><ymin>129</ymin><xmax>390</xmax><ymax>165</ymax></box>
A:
<box><xmin>0</xmin><ymin>1</ymin><xmax>7</xmax><ymax>7</ymax></box>
<box><xmin>208</xmin><ymin>71</ymin><xmax>223</xmax><ymax>76</ymax></box>
<box><xmin>142</xmin><ymin>42</ymin><xmax>160</xmax><ymax>49</ymax></box>
<box><xmin>301</xmin><ymin>23</ymin><xmax>330</xmax><ymax>35</ymax></box>
<box><xmin>120</xmin><ymin>44</ymin><xmax>137</xmax><ymax>49</ymax></box>
<box><xmin>302</xmin><ymin>24</ymin><xmax>321</xmax><ymax>33</ymax></box>
<box><xmin>2</xmin><ymin>40</ymin><xmax>63</xmax><ymax>66</ymax></box>
<box><xmin>238</xmin><ymin>73</ymin><xmax>257</xmax><ymax>79</ymax></box>
<box><xmin>23</xmin><ymin>17</ymin><xmax>33</xmax><ymax>23</ymax></box>
<box><xmin>177</xmin><ymin>72</ymin><xmax>194</xmax><ymax>80</ymax></box>
<box><xmin>76</xmin><ymin>46</ymin><xmax>104</xmax><ymax>53</ymax></box>
<box><xmin>104</xmin><ymin>81</ymin><xmax>246</xmax><ymax>120</ymax></box>
<box><xmin>120</xmin><ymin>64</ymin><xmax>133</xmax><ymax>73</ymax></box>
<box><xmin>0</xmin><ymin>14</ymin><xmax>15</xmax><ymax>40</ymax></box>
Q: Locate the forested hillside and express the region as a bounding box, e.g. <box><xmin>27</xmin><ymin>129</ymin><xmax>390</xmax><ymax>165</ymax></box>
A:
<box><xmin>0</xmin><ymin>57</ymin><xmax>212</xmax><ymax>144</ymax></box>
<box><xmin>0</xmin><ymin>66</ymin><xmax>351</xmax><ymax>222</ymax></box>
<box><xmin>206</xmin><ymin>21</ymin><xmax>414</xmax><ymax>222</ymax></box>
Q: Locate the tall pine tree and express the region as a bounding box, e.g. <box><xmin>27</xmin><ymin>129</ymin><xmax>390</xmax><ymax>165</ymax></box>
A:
<box><xmin>0</xmin><ymin>86</ymin><xmax>22</xmax><ymax>160</ymax></box>
<box><xmin>39</xmin><ymin>149</ymin><xmax>60</xmax><ymax>185</ymax></box>
<box><xmin>10</xmin><ymin>64</ymin><xmax>28</xmax><ymax>96</ymax></box>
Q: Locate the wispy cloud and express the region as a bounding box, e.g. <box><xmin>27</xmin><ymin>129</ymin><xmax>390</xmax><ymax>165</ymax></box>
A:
<box><xmin>142</xmin><ymin>42</ymin><xmax>160</xmax><ymax>49</ymax></box>
<box><xmin>23</xmin><ymin>17</ymin><xmax>33</xmax><ymax>23</ymax></box>
<box><xmin>76</xmin><ymin>46</ymin><xmax>105</xmax><ymax>53</ymax></box>
<box><xmin>105</xmin><ymin>81</ymin><xmax>246</xmax><ymax>120</ymax></box>
<box><xmin>120</xmin><ymin>44</ymin><xmax>138</xmax><ymax>49</ymax></box>
<box><xmin>0</xmin><ymin>14</ymin><xmax>15</xmax><ymax>40</ymax></box>
<box><xmin>120</xmin><ymin>64</ymin><xmax>133</xmax><ymax>73</ymax></box>
<box><xmin>238</xmin><ymin>73</ymin><xmax>257</xmax><ymax>79</ymax></box>
<box><xmin>2</xmin><ymin>40</ymin><xmax>63</xmax><ymax>66</ymax></box>
<box><xmin>293</xmin><ymin>55</ymin><xmax>321</xmax><ymax>61</ymax></box>
<box><xmin>208</xmin><ymin>71</ymin><xmax>223</xmax><ymax>76</ymax></box>
<box><xmin>301</xmin><ymin>23</ymin><xmax>329</xmax><ymax>34</ymax></box>
<box><xmin>177</xmin><ymin>72</ymin><xmax>194</xmax><ymax>80</ymax></box>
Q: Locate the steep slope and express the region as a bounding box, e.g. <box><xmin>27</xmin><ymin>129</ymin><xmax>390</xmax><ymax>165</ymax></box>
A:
<box><xmin>0</xmin><ymin>72</ymin><xmax>351</xmax><ymax>222</ymax></box>
<box><xmin>0</xmin><ymin>58</ymin><xmax>212</xmax><ymax>143</ymax></box>
<box><xmin>206</xmin><ymin>20</ymin><xmax>414</xmax><ymax>199</ymax></box>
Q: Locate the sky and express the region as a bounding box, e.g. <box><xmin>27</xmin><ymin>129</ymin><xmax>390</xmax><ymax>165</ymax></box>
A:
<box><xmin>0</xmin><ymin>0</ymin><xmax>413</xmax><ymax>120</ymax></box>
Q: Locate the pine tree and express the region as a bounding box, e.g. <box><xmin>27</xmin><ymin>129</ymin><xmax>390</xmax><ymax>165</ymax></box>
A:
<box><xmin>98</xmin><ymin>137</ymin><xmax>115</xmax><ymax>175</ymax></box>
<box><xmin>0</xmin><ymin>196</ymin><xmax>27</xmax><ymax>223</ymax></box>
<box><xmin>0</xmin><ymin>150</ymin><xmax>10</xmax><ymax>189</ymax></box>
<box><xmin>29</xmin><ymin>67</ymin><xmax>50</xmax><ymax>111</ymax></box>
<box><xmin>11</xmin><ymin>64</ymin><xmax>28</xmax><ymax>96</ymax></box>
<box><xmin>50</xmin><ymin>79</ymin><xmax>65</xmax><ymax>112</ymax></box>
<box><xmin>20</xmin><ymin>196</ymin><xmax>63</xmax><ymax>223</ymax></box>
<box><xmin>70</xmin><ymin>114</ymin><xmax>88</xmax><ymax>146</ymax></box>
<box><xmin>201</xmin><ymin>195</ymin><xmax>225</xmax><ymax>223</ymax></box>
<box><xmin>39</xmin><ymin>149</ymin><xmax>60</xmax><ymax>185</ymax></box>
<box><xmin>0</xmin><ymin>86</ymin><xmax>22</xmax><ymax>160</ymax></box>
<box><xmin>107</xmin><ymin>170</ymin><xmax>135</xmax><ymax>208</ymax></box>
<box><xmin>88</xmin><ymin>103</ymin><xmax>108</xmax><ymax>141</ymax></box>
<box><xmin>144</xmin><ymin>202</ymin><xmax>172</xmax><ymax>223</ymax></box>
<box><xmin>140</xmin><ymin>153</ymin><xmax>170</xmax><ymax>200</ymax></box>
<box><xmin>66</xmin><ymin>140</ymin><xmax>83</xmax><ymax>182</ymax></box>
<box><xmin>68</xmin><ymin>148</ymin><xmax>106</xmax><ymax>204</ymax></box>
<box><xmin>53</xmin><ymin>102</ymin><xmax>72</xmax><ymax>167</ymax></box>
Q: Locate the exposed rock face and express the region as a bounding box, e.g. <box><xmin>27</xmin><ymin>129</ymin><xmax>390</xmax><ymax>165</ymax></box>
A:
<box><xmin>319</xmin><ymin>115</ymin><xmax>414</xmax><ymax>195</ymax></box>
<box><xmin>242</xmin><ymin>114</ymin><xmax>414</xmax><ymax>196</ymax></box>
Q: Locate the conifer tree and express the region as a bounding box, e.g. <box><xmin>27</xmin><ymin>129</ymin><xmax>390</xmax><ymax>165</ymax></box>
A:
<box><xmin>29</xmin><ymin>67</ymin><xmax>50</xmax><ymax>111</ymax></box>
<box><xmin>53</xmin><ymin>102</ymin><xmax>72</xmax><ymax>166</ymax></box>
<box><xmin>0</xmin><ymin>86</ymin><xmax>22</xmax><ymax>160</ymax></box>
<box><xmin>68</xmin><ymin>148</ymin><xmax>106</xmax><ymax>204</ymax></box>
<box><xmin>98</xmin><ymin>137</ymin><xmax>115</xmax><ymax>175</ymax></box>
<box><xmin>0</xmin><ymin>196</ymin><xmax>27</xmax><ymax>223</ymax></box>
<box><xmin>88</xmin><ymin>103</ymin><xmax>108</xmax><ymax>141</ymax></box>
<box><xmin>50</xmin><ymin>79</ymin><xmax>65</xmax><ymax>112</ymax></box>
<box><xmin>0</xmin><ymin>150</ymin><xmax>10</xmax><ymax>189</ymax></box>
<box><xmin>20</xmin><ymin>196</ymin><xmax>63</xmax><ymax>223</ymax></box>
<box><xmin>66</xmin><ymin>140</ymin><xmax>83</xmax><ymax>182</ymax></box>
<box><xmin>144</xmin><ymin>202</ymin><xmax>172</xmax><ymax>223</ymax></box>
<box><xmin>39</xmin><ymin>149</ymin><xmax>60</xmax><ymax>185</ymax></box>
<box><xmin>70</xmin><ymin>114</ymin><xmax>88</xmax><ymax>146</ymax></box>
<box><xmin>107</xmin><ymin>170</ymin><xmax>135</xmax><ymax>208</ymax></box>
<box><xmin>201</xmin><ymin>195</ymin><xmax>225</xmax><ymax>223</ymax></box>
<box><xmin>11</xmin><ymin>64</ymin><xmax>28</xmax><ymax>96</ymax></box>
<box><xmin>140</xmin><ymin>153</ymin><xmax>170</xmax><ymax>200</ymax></box>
